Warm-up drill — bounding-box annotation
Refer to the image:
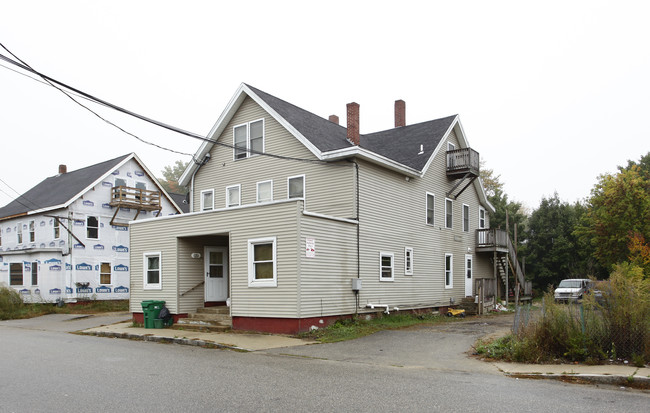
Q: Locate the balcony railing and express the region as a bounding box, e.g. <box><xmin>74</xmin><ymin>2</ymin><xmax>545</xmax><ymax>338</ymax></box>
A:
<box><xmin>109</xmin><ymin>186</ymin><xmax>161</xmax><ymax>211</ymax></box>
<box><xmin>447</xmin><ymin>148</ymin><xmax>480</xmax><ymax>177</ymax></box>
<box><xmin>476</xmin><ymin>228</ymin><xmax>508</xmax><ymax>250</ymax></box>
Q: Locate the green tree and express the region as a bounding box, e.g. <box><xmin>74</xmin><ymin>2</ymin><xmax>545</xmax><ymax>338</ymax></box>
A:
<box><xmin>158</xmin><ymin>160</ymin><xmax>189</xmax><ymax>194</ymax></box>
<box><xmin>526</xmin><ymin>193</ymin><xmax>601</xmax><ymax>289</ymax></box>
<box><xmin>488</xmin><ymin>187</ymin><xmax>527</xmax><ymax>244</ymax></box>
<box><xmin>576</xmin><ymin>153</ymin><xmax>650</xmax><ymax>272</ymax></box>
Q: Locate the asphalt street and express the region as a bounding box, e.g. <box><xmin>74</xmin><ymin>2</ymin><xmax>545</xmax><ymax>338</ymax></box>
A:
<box><xmin>1</xmin><ymin>313</ymin><xmax>648</xmax><ymax>412</ymax></box>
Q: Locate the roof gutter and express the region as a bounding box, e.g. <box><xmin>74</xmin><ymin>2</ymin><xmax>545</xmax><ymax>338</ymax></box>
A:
<box><xmin>321</xmin><ymin>147</ymin><xmax>422</xmax><ymax>178</ymax></box>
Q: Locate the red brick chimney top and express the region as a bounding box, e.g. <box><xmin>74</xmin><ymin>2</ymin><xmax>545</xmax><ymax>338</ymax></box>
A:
<box><xmin>395</xmin><ymin>99</ymin><xmax>406</xmax><ymax>128</ymax></box>
<box><xmin>58</xmin><ymin>164</ymin><xmax>67</xmax><ymax>174</ymax></box>
<box><xmin>328</xmin><ymin>114</ymin><xmax>339</xmax><ymax>125</ymax></box>
<box><xmin>346</xmin><ymin>102</ymin><xmax>360</xmax><ymax>145</ymax></box>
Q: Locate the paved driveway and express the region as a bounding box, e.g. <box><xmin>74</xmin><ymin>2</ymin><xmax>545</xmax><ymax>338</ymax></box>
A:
<box><xmin>265</xmin><ymin>313</ymin><xmax>515</xmax><ymax>374</ymax></box>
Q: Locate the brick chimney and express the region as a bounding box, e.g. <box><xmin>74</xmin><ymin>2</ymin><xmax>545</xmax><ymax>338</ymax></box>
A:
<box><xmin>328</xmin><ymin>114</ymin><xmax>339</xmax><ymax>125</ymax></box>
<box><xmin>58</xmin><ymin>164</ymin><xmax>67</xmax><ymax>174</ymax></box>
<box><xmin>395</xmin><ymin>99</ymin><xmax>406</xmax><ymax>127</ymax></box>
<box><xmin>346</xmin><ymin>102</ymin><xmax>360</xmax><ymax>145</ymax></box>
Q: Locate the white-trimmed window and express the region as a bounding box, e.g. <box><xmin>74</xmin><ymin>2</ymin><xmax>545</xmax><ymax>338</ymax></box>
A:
<box><xmin>17</xmin><ymin>223</ymin><xmax>23</xmax><ymax>244</ymax></box>
<box><xmin>479</xmin><ymin>207</ymin><xmax>486</xmax><ymax>229</ymax></box>
<box><xmin>257</xmin><ymin>180</ymin><xmax>273</xmax><ymax>203</ymax></box>
<box><xmin>248</xmin><ymin>237</ymin><xmax>277</xmax><ymax>287</ymax></box>
<box><xmin>445</xmin><ymin>253</ymin><xmax>453</xmax><ymax>289</ymax></box>
<box><xmin>448</xmin><ymin>142</ymin><xmax>455</xmax><ymax>151</ymax></box>
<box><xmin>144</xmin><ymin>252</ymin><xmax>162</xmax><ymax>289</ymax></box>
<box><xmin>462</xmin><ymin>204</ymin><xmax>470</xmax><ymax>232</ymax></box>
<box><xmin>201</xmin><ymin>189</ymin><xmax>214</xmax><ymax>211</ymax></box>
<box><xmin>445</xmin><ymin>198</ymin><xmax>453</xmax><ymax>229</ymax></box>
<box><xmin>31</xmin><ymin>262</ymin><xmax>38</xmax><ymax>286</ymax></box>
<box><xmin>426</xmin><ymin>192</ymin><xmax>435</xmax><ymax>225</ymax></box>
<box><xmin>53</xmin><ymin>218</ymin><xmax>60</xmax><ymax>239</ymax></box>
<box><xmin>100</xmin><ymin>262</ymin><xmax>111</xmax><ymax>285</ymax></box>
<box><xmin>404</xmin><ymin>247</ymin><xmax>413</xmax><ymax>275</ymax></box>
<box><xmin>29</xmin><ymin>220</ymin><xmax>35</xmax><ymax>242</ymax></box>
<box><xmin>10</xmin><ymin>262</ymin><xmax>23</xmax><ymax>286</ymax></box>
<box><xmin>288</xmin><ymin>175</ymin><xmax>305</xmax><ymax>200</ymax></box>
<box><xmin>234</xmin><ymin>119</ymin><xmax>264</xmax><ymax>160</ymax></box>
<box><xmin>226</xmin><ymin>185</ymin><xmax>241</xmax><ymax>208</ymax></box>
<box><xmin>379</xmin><ymin>252</ymin><xmax>394</xmax><ymax>281</ymax></box>
<box><xmin>87</xmin><ymin>216</ymin><xmax>99</xmax><ymax>240</ymax></box>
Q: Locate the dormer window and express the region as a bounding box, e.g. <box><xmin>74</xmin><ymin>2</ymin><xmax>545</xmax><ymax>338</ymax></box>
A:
<box><xmin>234</xmin><ymin>119</ymin><xmax>264</xmax><ymax>160</ymax></box>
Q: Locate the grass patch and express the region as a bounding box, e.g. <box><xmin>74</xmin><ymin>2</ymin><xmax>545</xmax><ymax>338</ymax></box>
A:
<box><xmin>0</xmin><ymin>287</ymin><xmax>128</xmax><ymax>320</ymax></box>
<box><xmin>300</xmin><ymin>312</ymin><xmax>446</xmax><ymax>343</ymax></box>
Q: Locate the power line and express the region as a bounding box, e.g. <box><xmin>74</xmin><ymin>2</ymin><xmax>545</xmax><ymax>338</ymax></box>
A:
<box><xmin>0</xmin><ymin>45</ymin><xmax>352</xmax><ymax>167</ymax></box>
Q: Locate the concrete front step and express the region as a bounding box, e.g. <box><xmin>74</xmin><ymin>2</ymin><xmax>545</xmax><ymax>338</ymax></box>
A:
<box><xmin>196</xmin><ymin>306</ymin><xmax>230</xmax><ymax>315</ymax></box>
<box><xmin>174</xmin><ymin>306</ymin><xmax>232</xmax><ymax>332</ymax></box>
<box><xmin>187</xmin><ymin>313</ymin><xmax>232</xmax><ymax>323</ymax></box>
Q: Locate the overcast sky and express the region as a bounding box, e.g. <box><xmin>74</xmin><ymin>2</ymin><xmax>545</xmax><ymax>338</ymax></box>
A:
<box><xmin>1</xmin><ymin>1</ymin><xmax>648</xmax><ymax>210</ymax></box>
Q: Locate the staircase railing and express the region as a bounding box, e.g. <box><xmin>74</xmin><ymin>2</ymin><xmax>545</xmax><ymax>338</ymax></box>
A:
<box><xmin>505</xmin><ymin>234</ymin><xmax>526</xmax><ymax>290</ymax></box>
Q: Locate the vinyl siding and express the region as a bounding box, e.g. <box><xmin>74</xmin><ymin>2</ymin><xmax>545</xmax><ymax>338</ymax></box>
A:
<box><xmin>130</xmin><ymin>201</ymin><xmax>301</xmax><ymax>317</ymax></box>
<box><xmin>298</xmin><ymin>214</ymin><xmax>358</xmax><ymax>317</ymax></box>
<box><xmin>192</xmin><ymin>97</ymin><xmax>356</xmax><ymax>219</ymax></box>
<box><xmin>355</xmin><ymin>130</ymin><xmax>494</xmax><ymax>309</ymax></box>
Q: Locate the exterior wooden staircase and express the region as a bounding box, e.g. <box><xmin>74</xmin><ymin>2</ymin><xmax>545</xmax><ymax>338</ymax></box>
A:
<box><xmin>174</xmin><ymin>306</ymin><xmax>231</xmax><ymax>332</ymax></box>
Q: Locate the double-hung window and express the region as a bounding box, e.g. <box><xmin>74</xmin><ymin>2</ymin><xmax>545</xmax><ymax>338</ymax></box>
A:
<box><xmin>31</xmin><ymin>262</ymin><xmax>38</xmax><ymax>286</ymax></box>
<box><xmin>478</xmin><ymin>207</ymin><xmax>486</xmax><ymax>229</ymax></box>
<box><xmin>445</xmin><ymin>198</ymin><xmax>453</xmax><ymax>229</ymax></box>
<box><xmin>379</xmin><ymin>252</ymin><xmax>394</xmax><ymax>281</ymax></box>
<box><xmin>462</xmin><ymin>204</ymin><xmax>470</xmax><ymax>232</ymax></box>
<box><xmin>234</xmin><ymin>119</ymin><xmax>264</xmax><ymax>160</ymax></box>
<box><xmin>445</xmin><ymin>253</ymin><xmax>453</xmax><ymax>289</ymax></box>
<box><xmin>226</xmin><ymin>185</ymin><xmax>241</xmax><ymax>208</ymax></box>
<box><xmin>248</xmin><ymin>237</ymin><xmax>277</xmax><ymax>287</ymax></box>
<box><xmin>29</xmin><ymin>220</ymin><xmax>35</xmax><ymax>243</ymax></box>
<box><xmin>100</xmin><ymin>262</ymin><xmax>112</xmax><ymax>285</ymax></box>
<box><xmin>257</xmin><ymin>180</ymin><xmax>273</xmax><ymax>203</ymax></box>
<box><xmin>17</xmin><ymin>223</ymin><xmax>23</xmax><ymax>244</ymax></box>
<box><xmin>87</xmin><ymin>216</ymin><xmax>99</xmax><ymax>239</ymax></box>
<box><xmin>404</xmin><ymin>247</ymin><xmax>413</xmax><ymax>275</ymax></box>
<box><xmin>426</xmin><ymin>193</ymin><xmax>435</xmax><ymax>225</ymax></box>
<box><xmin>53</xmin><ymin>218</ymin><xmax>60</xmax><ymax>239</ymax></box>
<box><xmin>288</xmin><ymin>175</ymin><xmax>305</xmax><ymax>200</ymax></box>
<box><xmin>144</xmin><ymin>252</ymin><xmax>162</xmax><ymax>289</ymax></box>
<box><xmin>201</xmin><ymin>189</ymin><xmax>214</xmax><ymax>211</ymax></box>
<box><xmin>10</xmin><ymin>263</ymin><xmax>23</xmax><ymax>286</ymax></box>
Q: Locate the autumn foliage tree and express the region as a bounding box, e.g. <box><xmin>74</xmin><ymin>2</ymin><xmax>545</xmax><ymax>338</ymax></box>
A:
<box><xmin>158</xmin><ymin>160</ymin><xmax>189</xmax><ymax>195</ymax></box>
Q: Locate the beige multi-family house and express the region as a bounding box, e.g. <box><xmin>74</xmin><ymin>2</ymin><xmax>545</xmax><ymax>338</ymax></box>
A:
<box><xmin>129</xmin><ymin>84</ymin><xmax>524</xmax><ymax>333</ymax></box>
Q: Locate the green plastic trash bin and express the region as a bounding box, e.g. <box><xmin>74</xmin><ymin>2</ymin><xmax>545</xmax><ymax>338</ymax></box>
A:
<box><xmin>141</xmin><ymin>300</ymin><xmax>165</xmax><ymax>329</ymax></box>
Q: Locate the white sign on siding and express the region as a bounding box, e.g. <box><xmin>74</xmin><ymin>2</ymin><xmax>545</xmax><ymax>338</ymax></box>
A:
<box><xmin>305</xmin><ymin>238</ymin><xmax>316</xmax><ymax>258</ymax></box>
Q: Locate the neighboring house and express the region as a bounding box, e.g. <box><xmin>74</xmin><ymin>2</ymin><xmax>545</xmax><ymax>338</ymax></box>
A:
<box><xmin>0</xmin><ymin>153</ymin><xmax>182</xmax><ymax>302</ymax></box>
<box><xmin>129</xmin><ymin>84</ymin><xmax>523</xmax><ymax>333</ymax></box>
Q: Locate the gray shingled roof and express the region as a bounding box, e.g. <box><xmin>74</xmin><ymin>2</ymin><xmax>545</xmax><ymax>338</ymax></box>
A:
<box><xmin>247</xmin><ymin>85</ymin><xmax>456</xmax><ymax>171</ymax></box>
<box><xmin>0</xmin><ymin>154</ymin><xmax>131</xmax><ymax>220</ymax></box>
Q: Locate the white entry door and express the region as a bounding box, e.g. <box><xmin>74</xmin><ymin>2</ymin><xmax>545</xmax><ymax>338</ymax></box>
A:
<box><xmin>205</xmin><ymin>247</ymin><xmax>228</xmax><ymax>302</ymax></box>
<box><xmin>465</xmin><ymin>254</ymin><xmax>473</xmax><ymax>297</ymax></box>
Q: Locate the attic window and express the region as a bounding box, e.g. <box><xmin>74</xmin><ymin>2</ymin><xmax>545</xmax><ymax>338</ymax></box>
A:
<box><xmin>234</xmin><ymin>119</ymin><xmax>264</xmax><ymax>160</ymax></box>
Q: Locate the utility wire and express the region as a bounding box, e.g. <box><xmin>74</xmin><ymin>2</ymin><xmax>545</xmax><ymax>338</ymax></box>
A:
<box><xmin>0</xmin><ymin>45</ymin><xmax>352</xmax><ymax>167</ymax></box>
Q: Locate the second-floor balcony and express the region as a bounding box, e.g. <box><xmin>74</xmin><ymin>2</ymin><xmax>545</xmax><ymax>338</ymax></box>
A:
<box><xmin>109</xmin><ymin>186</ymin><xmax>161</xmax><ymax>212</ymax></box>
<box><xmin>447</xmin><ymin>148</ymin><xmax>480</xmax><ymax>179</ymax></box>
<box><xmin>476</xmin><ymin>228</ymin><xmax>509</xmax><ymax>253</ymax></box>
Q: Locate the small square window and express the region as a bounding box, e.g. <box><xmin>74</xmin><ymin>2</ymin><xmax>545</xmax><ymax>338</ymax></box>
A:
<box><xmin>257</xmin><ymin>180</ymin><xmax>273</xmax><ymax>203</ymax></box>
<box><xmin>248</xmin><ymin>237</ymin><xmax>277</xmax><ymax>287</ymax></box>
<box><xmin>201</xmin><ymin>190</ymin><xmax>214</xmax><ymax>211</ymax></box>
<box><xmin>379</xmin><ymin>252</ymin><xmax>394</xmax><ymax>281</ymax></box>
<box><xmin>288</xmin><ymin>175</ymin><xmax>305</xmax><ymax>199</ymax></box>
<box><xmin>226</xmin><ymin>185</ymin><xmax>241</xmax><ymax>208</ymax></box>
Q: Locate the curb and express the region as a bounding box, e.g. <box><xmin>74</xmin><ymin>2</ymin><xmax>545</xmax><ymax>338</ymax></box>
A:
<box><xmin>506</xmin><ymin>373</ymin><xmax>650</xmax><ymax>390</ymax></box>
<box><xmin>80</xmin><ymin>330</ymin><xmax>249</xmax><ymax>352</ymax></box>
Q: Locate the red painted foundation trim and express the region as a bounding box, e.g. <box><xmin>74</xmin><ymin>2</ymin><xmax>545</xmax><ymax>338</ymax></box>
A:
<box><xmin>232</xmin><ymin>314</ymin><xmax>354</xmax><ymax>335</ymax></box>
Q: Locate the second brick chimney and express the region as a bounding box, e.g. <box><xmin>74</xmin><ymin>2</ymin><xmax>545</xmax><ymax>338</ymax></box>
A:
<box><xmin>395</xmin><ymin>99</ymin><xmax>406</xmax><ymax>127</ymax></box>
<box><xmin>58</xmin><ymin>164</ymin><xmax>67</xmax><ymax>175</ymax></box>
<box><xmin>347</xmin><ymin>102</ymin><xmax>360</xmax><ymax>145</ymax></box>
<box><xmin>328</xmin><ymin>114</ymin><xmax>339</xmax><ymax>125</ymax></box>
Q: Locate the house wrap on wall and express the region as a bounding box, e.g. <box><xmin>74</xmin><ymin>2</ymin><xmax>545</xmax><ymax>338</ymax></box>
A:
<box><xmin>0</xmin><ymin>153</ymin><xmax>182</xmax><ymax>302</ymax></box>
<box><xmin>129</xmin><ymin>84</ymin><xmax>523</xmax><ymax>334</ymax></box>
